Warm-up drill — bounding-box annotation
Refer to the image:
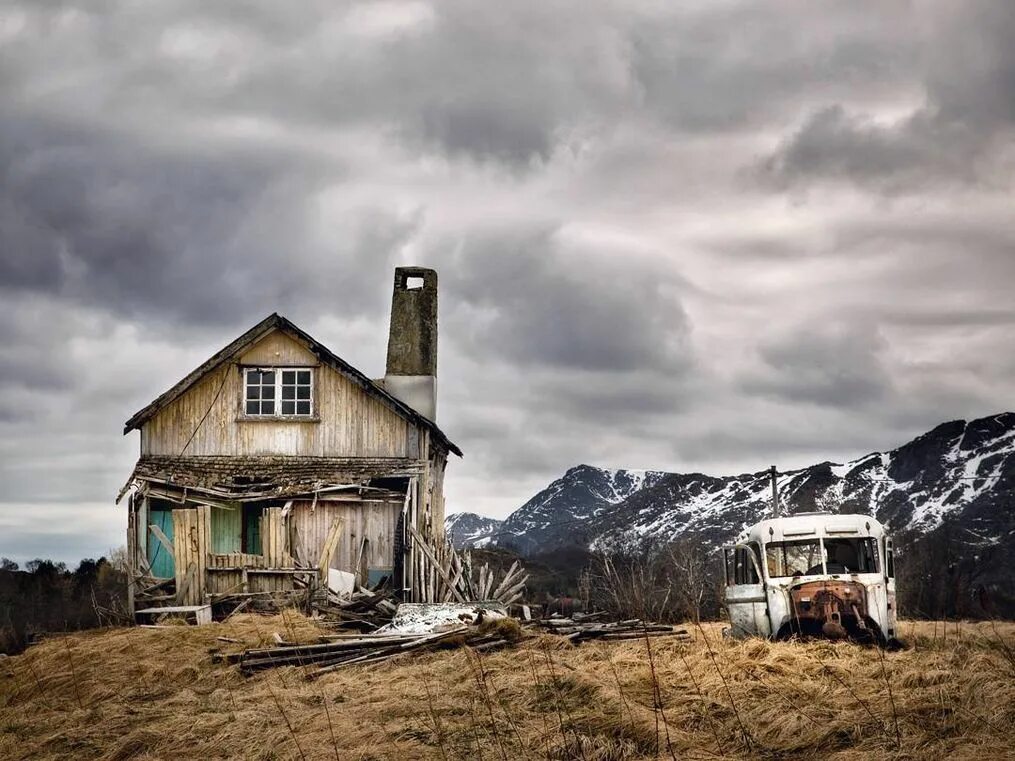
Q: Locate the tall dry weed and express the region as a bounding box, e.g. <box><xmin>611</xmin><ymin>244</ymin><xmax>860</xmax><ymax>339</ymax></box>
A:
<box><xmin>1</xmin><ymin>615</ymin><xmax>1014</xmax><ymax>760</ymax></box>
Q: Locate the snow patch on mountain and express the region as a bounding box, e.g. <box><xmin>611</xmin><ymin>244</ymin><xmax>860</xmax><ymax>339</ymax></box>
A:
<box><xmin>445</xmin><ymin>512</ymin><xmax>503</xmax><ymax>550</ymax></box>
<box><xmin>463</xmin><ymin>413</ymin><xmax>1015</xmax><ymax>556</ymax></box>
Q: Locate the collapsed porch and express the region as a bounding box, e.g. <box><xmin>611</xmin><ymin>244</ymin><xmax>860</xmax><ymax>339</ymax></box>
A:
<box><xmin>120</xmin><ymin>455</ymin><xmax>444</xmax><ymax>613</ymax></box>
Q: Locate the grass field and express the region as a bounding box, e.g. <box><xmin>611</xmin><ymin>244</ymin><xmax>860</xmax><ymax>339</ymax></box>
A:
<box><xmin>1</xmin><ymin>614</ymin><xmax>1013</xmax><ymax>760</ymax></box>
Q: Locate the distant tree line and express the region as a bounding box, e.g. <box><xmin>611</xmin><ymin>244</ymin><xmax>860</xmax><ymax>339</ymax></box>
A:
<box><xmin>895</xmin><ymin>518</ymin><xmax>1014</xmax><ymax>620</ymax></box>
<box><xmin>0</xmin><ymin>552</ymin><xmax>129</xmax><ymax>654</ymax></box>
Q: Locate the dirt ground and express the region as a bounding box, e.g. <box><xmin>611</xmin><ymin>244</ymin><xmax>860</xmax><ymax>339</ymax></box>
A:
<box><xmin>1</xmin><ymin>614</ymin><xmax>1013</xmax><ymax>760</ymax></box>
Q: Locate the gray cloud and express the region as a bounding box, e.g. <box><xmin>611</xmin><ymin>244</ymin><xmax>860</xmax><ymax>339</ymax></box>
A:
<box><xmin>0</xmin><ymin>1</ymin><xmax>1014</xmax><ymax>562</ymax></box>
<box><xmin>0</xmin><ymin>115</ymin><xmax>417</xmax><ymax>330</ymax></box>
<box><xmin>762</xmin><ymin>2</ymin><xmax>1015</xmax><ymax>191</ymax></box>
<box><xmin>443</xmin><ymin>229</ymin><xmax>692</xmax><ymax>372</ymax></box>
<box><xmin>739</xmin><ymin>323</ymin><xmax>892</xmax><ymax>407</ymax></box>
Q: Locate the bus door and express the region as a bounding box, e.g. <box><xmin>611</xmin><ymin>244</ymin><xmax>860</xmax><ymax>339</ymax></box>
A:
<box><xmin>723</xmin><ymin>542</ymin><xmax>771</xmax><ymax>638</ymax></box>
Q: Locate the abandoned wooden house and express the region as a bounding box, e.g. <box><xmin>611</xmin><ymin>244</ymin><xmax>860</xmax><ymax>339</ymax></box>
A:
<box><xmin>118</xmin><ymin>267</ymin><xmax>462</xmax><ymax>614</ymax></box>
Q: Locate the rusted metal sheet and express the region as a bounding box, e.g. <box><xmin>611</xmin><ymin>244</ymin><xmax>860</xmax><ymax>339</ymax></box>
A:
<box><xmin>789</xmin><ymin>580</ymin><xmax>870</xmax><ymax>639</ymax></box>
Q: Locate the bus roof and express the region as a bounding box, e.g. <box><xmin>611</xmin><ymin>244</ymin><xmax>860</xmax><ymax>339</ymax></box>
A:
<box><xmin>735</xmin><ymin>513</ymin><xmax>887</xmax><ymax>545</ymax></box>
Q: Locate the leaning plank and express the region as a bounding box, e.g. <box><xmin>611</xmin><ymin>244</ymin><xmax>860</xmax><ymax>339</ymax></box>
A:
<box><xmin>491</xmin><ymin>561</ymin><xmax>520</xmax><ymax>600</ymax></box>
<box><xmin>317</xmin><ymin>518</ymin><xmax>344</xmax><ymax>582</ymax></box>
<box><xmin>148</xmin><ymin>524</ymin><xmax>173</xmax><ymax>557</ymax></box>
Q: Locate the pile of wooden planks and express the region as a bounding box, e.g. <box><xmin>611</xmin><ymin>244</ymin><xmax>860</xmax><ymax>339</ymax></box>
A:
<box><xmin>314</xmin><ymin>585</ymin><xmax>399</xmax><ymax>631</ymax></box>
<box><xmin>227</xmin><ymin>625</ymin><xmax>516</xmax><ymax>679</ymax></box>
<box><xmin>533</xmin><ymin>615</ymin><xmax>690</xmax><ymax>643</ymax></box>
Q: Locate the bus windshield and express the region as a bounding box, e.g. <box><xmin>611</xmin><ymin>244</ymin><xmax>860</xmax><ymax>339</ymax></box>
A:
<box><xmin>766</xmin><ymin>537</ymin><xmax>880</xmax><ymax>577</ymax></box>
<box><xmin>766</xmin><ymin>540</ymin><xmax>823</xmax><ymax>578</ymax></box>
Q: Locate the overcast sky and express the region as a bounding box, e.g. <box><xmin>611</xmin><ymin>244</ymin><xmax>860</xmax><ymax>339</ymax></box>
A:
<box><xmin>1</xmin><ymin>1</ymin><xmax>1014</xmax><ymax>565</ymax></box>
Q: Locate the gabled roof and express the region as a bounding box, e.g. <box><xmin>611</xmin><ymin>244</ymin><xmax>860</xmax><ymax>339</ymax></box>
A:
<box><xmin>123</xmin><ymin>313</ymin><xmax>462</xmax><ymax>457</ymax></box>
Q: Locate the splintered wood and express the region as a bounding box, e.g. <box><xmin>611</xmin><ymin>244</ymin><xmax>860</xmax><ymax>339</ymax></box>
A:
<box><xmin>405</xmin><ymin>524</ymin><xmax>528</xmax><ymax>605</ymax></box>
<box><xmin>225</xmin><ymin>625</ymin><xmax>517</xmax><ymax>679</ymax></box>
<box><xmin>533</xmin><ymin>613</ymin><xmax>691</xmax><ymax>643</ymax></box>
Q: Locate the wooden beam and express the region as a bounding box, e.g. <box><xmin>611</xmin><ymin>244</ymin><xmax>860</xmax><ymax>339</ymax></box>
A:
<box><xmin>149</xmin><ymin>523</ymin><xmax>173</xmax><ymax>557</ymax></box>
<box><xmin>317</xmin><ymin>518</ymin><xmax>344</xmax><ymax>582</ymax></box>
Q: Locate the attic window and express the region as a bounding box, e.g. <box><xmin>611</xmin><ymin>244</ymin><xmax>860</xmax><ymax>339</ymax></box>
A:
<box><xmin>244</xmin><ymin>368</ymin><xmax>313</xmax><ymax>417</ymax></box>
<box><xmin>405</xmin><ymin>276</ymin><xmax>424</xmax><ymax>290</ymax></box>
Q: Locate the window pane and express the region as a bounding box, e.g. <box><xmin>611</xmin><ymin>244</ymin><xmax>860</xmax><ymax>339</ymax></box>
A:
<box><xmin>282</xmin><ymin>386</ymin><xmax>295</xmax><ymax>400</ymax></box>
<box><xmin>282</xmin><ymin>370</ymin><xmax>296</xmax><ymax>384</ymax></box>
<box><xmin>262</xmin><ymin>371</ymin><xmax>274</xmax><ymax>384</ymax></box>
<box><xmin>247</xmin><ymin>386</ymin><xmax>260</xmax><ymax>400</ymax></box>
<box><xmin>297</xmin><ymin>370</ymin><xmax>311</xmax><ymax>384</ymax></box>
<box><xmin>297</xmin><ymin>386</ymin><xmax>310</xmax><ymax>400</ymax></box>
<box><xmin>246</xmin><ymin>369</ymin><xmax>260</xmax><ymax>384</ymax></box>
<box><xmin>281</xmin><ymin>401</ymin><xmax>295</xmax><ymax>415</ymax></box>
<box><xmin>766</xmin><ymin>540</ymin><xmax>823</xmax><ymax>577</ymax></box>
<box><xmin>245</xmin><ymin>400</ymin><xmax>258</xmax><ymax>415</ymax></box>
<box><xmin>297</xmin><ymin>401</ymin><xmax>311</xmax><ymax>415</ymax></box>
<box><xmin>262</xmin><ymin>385</ymin><xmax>275</xmax><ymax>399</ymax></box>
<box><xmin>260</xmin><ymin>400</ymin><xmax>275</xmax><ymax>415</ymax></box>
<box><xmin>825</xmin><ymin>538</ymin><xmax>878</xmax><ymax>574</ymax></box>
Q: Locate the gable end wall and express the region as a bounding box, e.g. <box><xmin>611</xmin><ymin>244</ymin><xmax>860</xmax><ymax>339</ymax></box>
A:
<box><xmin>140</xmin><ymin>329</ymin><xmax>422</xmax><ymax>458</ymax></box>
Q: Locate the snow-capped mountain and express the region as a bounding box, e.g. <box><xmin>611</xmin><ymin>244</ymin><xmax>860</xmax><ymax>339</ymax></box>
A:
<box><xmin>445</xmin><ymin>512</ymin><xmax>503</xmax><ymax>550</ymax></box>
<box><xmin>457</xmin><ymin>413</ymin><xmax>1015</xmax><ymax>556</ymax></box>
<box><xmin>481</xmin><ymin>465</ymin><xmax>668</xmax><ymax>554</ymax></box>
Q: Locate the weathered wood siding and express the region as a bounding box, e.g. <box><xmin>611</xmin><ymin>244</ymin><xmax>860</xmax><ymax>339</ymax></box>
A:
<box><xmin>210</xmin><ymin>505</ymin><xmax>242</xmax><ymax>554</ymax></box>
<box><xmin>172</xmin><ymin>506</ymin><xmax>210</xmax><ymax>606</ymax></box>
<box><xmin>430</xmin><ymin>452</ymin><xmax>447</xmax><ymax>534</ymax></box>
<box><xmin>289</xmin><ymin>499</ymin><xmax>400</xmax><ymax>580</ymax></box>
<box><xmin>141</xmin><ymin>329</ymin><xmax>422</xmax><ymax>458</ymax></box>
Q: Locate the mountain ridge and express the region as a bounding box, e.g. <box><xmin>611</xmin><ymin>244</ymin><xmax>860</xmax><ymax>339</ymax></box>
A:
<box><xmin>446</xmin><ymin>413</ymin><xmax>1015</xmax><ymax>557</ymax></box>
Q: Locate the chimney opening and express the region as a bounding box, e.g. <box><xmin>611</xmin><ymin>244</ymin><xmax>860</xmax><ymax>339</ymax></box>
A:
<box><xmin>405</xmin><ymin>276</ymin><xmax>425</xmax><ymax>290</ymax></box>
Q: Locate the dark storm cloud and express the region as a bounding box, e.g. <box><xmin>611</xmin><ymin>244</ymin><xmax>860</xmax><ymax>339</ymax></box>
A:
<box><xmin>0</xmin><ymin>115</ymin><xmax>415</xmax><ymax>330</ymax></box>
<box><xmin>739</xmin><ymin>323</ymin><xmax>892</xmax><ymax>408</ymax></box>
<box><xmin>0</xmin><ymin>0</ymin><xmax>1014</xmax><ymax>548</ymax></box>
<box><xmin>763</xmin><ymin>2</ymin><xmax>1015</xmax><ymax>191</ymax></box>
<box><xmin>443</xmin><ymin>229</ymin><xmax>692</xmax><ymax>372</ymax></box>
<box><xmin>630</xmin><ymin>3</ymin><xmax>916</xmax><ymax>133</ymax></box>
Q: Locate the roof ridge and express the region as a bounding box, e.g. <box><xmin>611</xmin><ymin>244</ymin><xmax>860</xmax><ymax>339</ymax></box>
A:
<box><xmin>123</xmin><ymin>314</ymin><xmax>461</xmax><ymax>456</ymax></box>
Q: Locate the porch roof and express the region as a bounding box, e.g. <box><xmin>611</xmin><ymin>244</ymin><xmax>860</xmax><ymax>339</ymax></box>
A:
<box><xmin>126</xmin><ymin>455</ymin><xmax>423</xmax><ymax>501</ymax></box>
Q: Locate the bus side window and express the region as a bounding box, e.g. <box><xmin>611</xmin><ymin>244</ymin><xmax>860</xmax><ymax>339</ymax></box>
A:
<box><xmin>885</xmin><ymin>540</ymin><xmax>895</xmax><ymax>579</ymax></box>
<box><xmin>747</xmin><ymin>543</ymin><xmax>762</xmax><ymax>583</ymax></box>
<box><xmin>723</xmin><ymin>548</ymin><xmax>734</xmax><ymax>586</ymax></box>
<box><xmin>734</xmin><ymin>546</ymin><xmax>760</xmax><ymax>585</ymax></box>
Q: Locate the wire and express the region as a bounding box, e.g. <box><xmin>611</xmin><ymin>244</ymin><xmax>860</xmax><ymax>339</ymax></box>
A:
<box><xmin>178</xmin><ymin>366</ymin><xmax>231</xmax><ymax>457</ymax></box>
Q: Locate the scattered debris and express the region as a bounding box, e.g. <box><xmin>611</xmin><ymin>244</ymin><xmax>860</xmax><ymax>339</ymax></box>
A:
<box><xmin>532</xmin><ymin>613</ymin><xmax>690</xmax><ymax>643</ymax></box>
<box><xmin>228</xmin><ymin>616</ymin><xmax>524</xmax><ymax>679</ymax></box>
<box><xmin>134</xmin><ymin>604</ymin><xmax>212</xmax><ymax>626</ymax></box>
<box><xmin>377</xmin><ymin>602</ymin><xmax>508</xmax><ymax>634</ymax></box>
<box><xmin>313</xmin><ymin>585</ymin><xmax>400</xmax><ymax>631</ymax></box>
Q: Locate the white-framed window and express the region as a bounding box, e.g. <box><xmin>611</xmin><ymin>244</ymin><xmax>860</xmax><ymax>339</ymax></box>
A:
<box><xmin>244</xmin><ymin>368</ymin><xmax>314</xmax><ymax>417</ymax></box>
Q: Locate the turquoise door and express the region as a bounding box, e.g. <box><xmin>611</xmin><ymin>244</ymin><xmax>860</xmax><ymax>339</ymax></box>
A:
<box><xmin>148</xmin><ymin>508</ymin><xmax>175</xmax><ymax>579</ymax></box>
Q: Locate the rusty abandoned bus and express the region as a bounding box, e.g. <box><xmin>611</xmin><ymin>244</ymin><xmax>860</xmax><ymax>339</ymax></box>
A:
<box><xmin>722</xmin><ymin>512</ymin><xmax>898</xmax><ymax>644</ymax></box>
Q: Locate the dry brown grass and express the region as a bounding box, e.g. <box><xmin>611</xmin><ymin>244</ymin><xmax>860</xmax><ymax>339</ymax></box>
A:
<box><xmin>1</xmin><ymin>614</ymin><xmax>1014</xmax><ymax>760</ymax></box>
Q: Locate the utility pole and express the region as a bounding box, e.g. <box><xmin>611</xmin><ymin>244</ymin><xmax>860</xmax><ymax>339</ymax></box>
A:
<box><xmin>770</xmin><ymin>465</ymin><xmax>779</xmax><ymax>518</ymax></box>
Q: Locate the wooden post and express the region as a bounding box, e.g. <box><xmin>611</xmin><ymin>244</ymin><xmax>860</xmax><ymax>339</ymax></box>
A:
<box><xmin>770</xmin><ymin>465</ymin><xmax>780</xmax><ymax>518</ymax></box>
<box><xmin>317</xmin><ymin>518</ymin><xmax>344</xmax><ymax>583</ymax></box>
<box><xmin>126</xmin><ymin>495</ymin><xmax>136</xmax><ymax>618</ymax></box>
